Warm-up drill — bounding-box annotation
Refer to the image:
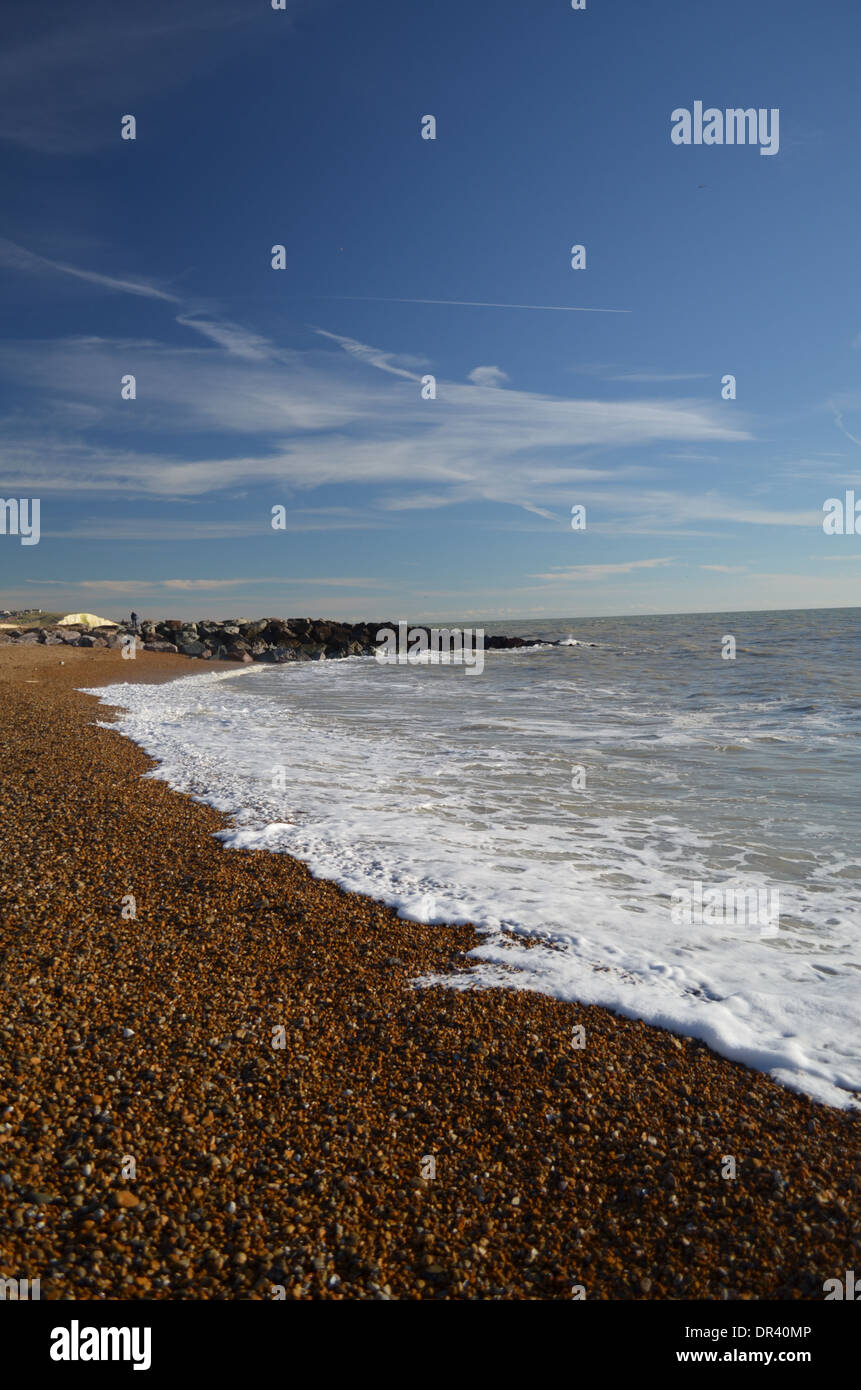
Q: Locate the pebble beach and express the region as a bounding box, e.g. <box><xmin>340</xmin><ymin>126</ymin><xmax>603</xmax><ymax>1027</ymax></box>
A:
<box><xmin>0</xmin><ymin>644</ymin><xmax>857</xmax><ymax>1301</ymax></box>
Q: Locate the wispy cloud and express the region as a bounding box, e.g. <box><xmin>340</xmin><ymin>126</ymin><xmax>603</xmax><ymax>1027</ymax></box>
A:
<box><xmin>0</xmin><ymin>237</ymin><xmax>180</xmax><ymax>302</ymax></box>
<box><xmin>568</xmin><ymin>364</ymin><xmax>708</xmax><ymax>383</ymax></box>
<box><xmin>832</xmin><ymin>408</ymin><xmax>861</xmax><ymax>450</ymax></box>
<box><xmin>532</xmin><ymin>558</ymin><xmax>675</xmax><ymax>582</ymax></box>
<box><xmin>313</xmin><ymin>328</ymin><xmax>424</xmax><ymax>380</ymax></box>
<box><xmin>324</xmin><ymin>295</ymin><xmax>631</xmax><ymax>315</ymax></box>
<box><xmin>39</xmin><ymin>510</ymin><xmax>378</xmax><ymax>540</ymax></box>
<box><xmin>175</xmin><ymin>315</ymin><xmax>276</xmax><ymax>360</ymax></box>
<box><xmin>31</xmin><ymin>575</ymin><xmax>385</xmax><ymax>592</ymax></box>
<box><xmin>609</xmin><ymin>371</ymin><xmax>710</xmax><ymax>383</ymax></box>
<box><xmin>468</xmin><ymin>366</ymin><xmax>509</xmax><ymax>387</ymax></box>
<box><xmin>0</xmin><ymin>0</ymin><xmax>274</xmax><ymax>153</ymax></box>
<box><xmin>0</xmin><ymin>327</ymin><xmax>752</xmax><ymax>510</ymax></box>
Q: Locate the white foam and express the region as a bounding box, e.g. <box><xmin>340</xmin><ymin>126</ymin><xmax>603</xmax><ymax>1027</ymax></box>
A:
<box><xmin>82</xmin><ymin>658</ymin><xmax>861</xmax><ymax>1110</ymax></box>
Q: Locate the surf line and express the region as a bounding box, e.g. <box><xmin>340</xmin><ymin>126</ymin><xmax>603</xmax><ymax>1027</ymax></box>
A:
<box><xmin>375</xmin><ymin>622</ymin><xmax>485</xmax><ymax>676</ymax></box>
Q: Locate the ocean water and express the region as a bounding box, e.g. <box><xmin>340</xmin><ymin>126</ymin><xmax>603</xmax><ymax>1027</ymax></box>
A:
<box><xmin>84</xmin><ymin>608</ymin><xmax>861</xmax><ymax>1109</ymax></box>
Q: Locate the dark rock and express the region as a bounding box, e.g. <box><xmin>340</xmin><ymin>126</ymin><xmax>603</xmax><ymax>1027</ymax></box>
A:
<box><xmin>263</xmin><ymin>619</ymin><xmax>295</xmax><ymax>644</ymax></box>
<box><xmin>52</xmin><ymin>615</ymin><xmax>557</xmax><ymax>668</ymax></box>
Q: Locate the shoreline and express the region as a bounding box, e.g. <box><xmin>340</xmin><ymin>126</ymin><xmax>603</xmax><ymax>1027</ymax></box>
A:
<box><xmin>0</xmin><ymin>644</ymin><xmax>856</xmax><ymax>1300</ymax></box>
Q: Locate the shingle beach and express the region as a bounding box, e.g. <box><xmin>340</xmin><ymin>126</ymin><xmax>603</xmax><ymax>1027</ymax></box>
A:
<box><xmin>0</xmin><ymin>645</ymin><xmax>857</xmax><ymax>1300</ymax></box>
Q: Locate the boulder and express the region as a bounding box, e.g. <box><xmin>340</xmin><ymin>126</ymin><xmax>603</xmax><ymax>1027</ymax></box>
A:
<box><xmin>143</xmin><ymin>641</ymin><xmax>178</xmax><ymax>653</ymax></box>
<box><xmin>258</xmin><ymin>646</ymin><xmax>298</xmax><ymax>663</ymax></box>
<box><xmin>262</xmin><ymin>619</ymin><xmax>295</xmax><ymax>644</ymax></box>
<box><xmin>177</xmin><ymin>639</ymin><xmax>207</xmax><ymax>657</ymax></box>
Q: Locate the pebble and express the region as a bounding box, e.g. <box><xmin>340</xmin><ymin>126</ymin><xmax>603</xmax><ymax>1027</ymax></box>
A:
<box><xmin>0</xmin><ymin>643</ymin><xmax>856</xmax><ymax>1301</ymax></box>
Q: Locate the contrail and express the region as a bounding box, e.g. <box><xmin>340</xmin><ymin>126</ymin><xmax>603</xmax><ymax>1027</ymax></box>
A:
<box><xmin>324</xmin><ymin>295</ymin><xmax>631</xmax><ymax>314</ymax></box>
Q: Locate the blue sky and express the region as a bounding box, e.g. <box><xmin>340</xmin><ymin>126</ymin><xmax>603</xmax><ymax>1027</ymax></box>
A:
<box><xmin>1</xmin><ymin>0</ymin><xmax>860</xmax><ymax>621</ymax></box>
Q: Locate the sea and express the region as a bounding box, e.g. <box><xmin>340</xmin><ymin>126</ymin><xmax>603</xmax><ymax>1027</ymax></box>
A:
<box><xmin>84</xmin><ymin>607</ymin><xmax>861</xmax><ymax>1109</ymax></box>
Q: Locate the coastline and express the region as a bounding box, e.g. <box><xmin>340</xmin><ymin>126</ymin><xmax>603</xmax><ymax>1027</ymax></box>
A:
<box><xmin>0</xmin><ymin>644</ymin><xmax>856</xmax><ymax>1300</ymax></box>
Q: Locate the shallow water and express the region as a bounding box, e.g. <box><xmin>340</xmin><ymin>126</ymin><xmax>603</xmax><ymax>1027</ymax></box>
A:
<box><xmin>85</xmin><ymin>607</ymin><xmax>861</xmax><ymax>1109</ymax></box>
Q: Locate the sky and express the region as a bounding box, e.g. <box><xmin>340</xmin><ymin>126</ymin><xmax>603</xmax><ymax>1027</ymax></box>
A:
<box><xmin>1</xmin><ymin>0</ymin><xmax>860</xmax><ymax>622</ymax></box>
